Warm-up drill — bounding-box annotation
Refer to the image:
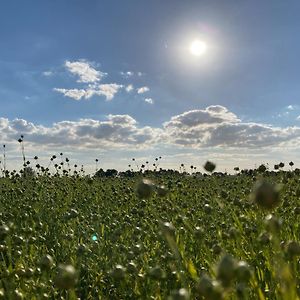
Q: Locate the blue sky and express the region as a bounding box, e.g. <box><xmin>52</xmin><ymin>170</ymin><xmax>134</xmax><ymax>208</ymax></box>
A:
<box><xmin>1</xmin><ymin>0</ymin><xmax>300</xmax><ymax>172</ymax></box>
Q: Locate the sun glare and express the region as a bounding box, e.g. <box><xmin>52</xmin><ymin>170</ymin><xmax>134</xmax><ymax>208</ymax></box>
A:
<box><xmin>189</xmin><ymin>40</ymin><xmax>207</xmax><ymax>56</ymax></box>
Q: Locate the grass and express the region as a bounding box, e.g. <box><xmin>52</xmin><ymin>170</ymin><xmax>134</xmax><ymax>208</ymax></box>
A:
<box><xmin>0</xmin><ymin>166</ymin><xmax>300</xmax><ymax>299</ymax></box>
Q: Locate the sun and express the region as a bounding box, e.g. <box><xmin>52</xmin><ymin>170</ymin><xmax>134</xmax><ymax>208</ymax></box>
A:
<box><xmin>189</xmin><ymin>40</ymin><xmax>207</xmax><ymax>56</ymax></box>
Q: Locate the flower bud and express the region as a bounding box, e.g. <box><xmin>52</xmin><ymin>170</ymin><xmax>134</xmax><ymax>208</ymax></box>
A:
<box><xmin>168</xmin><ymin>288</ymin><xmax>190</xmax><ymax>300</ymax></box>
<box><xmin>251</xmin><ymin>180</ymin><xmax>280</xmax><ymax>210</ymax></box>
<box><xmin>217</xmin><ymin>254</ymin><xmax>237</xmax><ymax>287</ymax></box>
<box><xmin>264</xmin><ymin>214</ymin><xmax>282</xmax><ymax>233</ymax></box>
<box><xmin>110</xmin><ymin>265</ymin><xmax>126</xmax><ymax>280</ymax></box>
<box><xmin>286</xmin><ymin>241</ymin><xmax>300</xmax><ymax>257</ymax></box>
<box><xmin>136</xmin><ymin>179</ymin><xmax>154</xmax><ymax>199</ymax></box>
<box><xmin>54</xmin><ymin>264</ymin><xmax>77</xmax><ymax>289</ymax></box>
<box><xmin>0</xmin><ymin>224</ymin><xmax>10</xmax><ymax>241</ymax></box>
<box><xmin>39</xmin><ymin>255</ymin><xmax>54</xmax><ymax>271</ymax></box>
<box><xmin>235</xmin><ymin>261</ymin><xmax>251</xmax><ymax>282</ymax></box>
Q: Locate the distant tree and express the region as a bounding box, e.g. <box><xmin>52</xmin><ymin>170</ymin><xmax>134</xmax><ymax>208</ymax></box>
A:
<box><xmin>94</xmin><ymin>168</ymin><xmax>105</xmax><ymax>177</ymax></box>
<box><xmin>94</xmin><ymin>168</ymin><xmax>118</xmax><ymax>178</ymax></box>
<box><xmin>105</xmin><ymin>169</ymin><xmax>118</xmax><ymax>177</ymax></box>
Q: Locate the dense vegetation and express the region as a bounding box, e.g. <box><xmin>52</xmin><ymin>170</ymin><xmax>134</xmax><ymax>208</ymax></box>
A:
<box><xmin>1</xmin><ymin>166</ymin><xmax>300</xmax><ymax>299</ymax></box>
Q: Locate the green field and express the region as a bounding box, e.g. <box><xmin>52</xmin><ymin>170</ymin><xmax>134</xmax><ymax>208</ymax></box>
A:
<box><xmin>1</xmin><ymin>169</ymin><xmax>300</xmax><ymax>299</ymax></box>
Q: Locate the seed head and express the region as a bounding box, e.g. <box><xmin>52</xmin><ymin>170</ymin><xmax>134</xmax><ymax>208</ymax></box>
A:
<box><xmin>148</xmin><ymin>266</ymin><xmax>166</xmax><ymax>280</ymax></box>
<box><xmin>168</xmin><ymin>288</ymin><xmax>190</xmax><ymax>300</ymax></box>
<box><xmin>136</xmin><ymin>179</ymin><xmax>154</xmax><ymax>199</ymax></box>
<box><xmin>286</xmin><ymin>241</ymin><xmax>300</xmax><ymax>257</ymax></box>
<box><xmin>235</xmin><ymin>261</ymin><xmax>251</xmax><ymax>282</ymax></box>
<box><xmin>110</xmin><ymin>265</ymin><xmax>126</xmax><ymax>280</ymax></box>
<box><xmin>0</xmin><ymin>224</ymin><xmax>10</xmax><ymax>241</ymax></box>
<box><xmin>264</xmin><ymin>214</ymin><xmax>282</xmax><ymax>233</ymax></box>
<box><xmin>160</xmin><ymin>221</ymin><xmax>176</xmax><ymax>237</ymax></box>
<box><xmin>196</xmin><ymin>275</ymin><xmax>223</xmax><ymax>300</ymax></box>
<box><xmin>12</xmin><ymin>290</ymin><xmax>23</xmax><ymax>300</ymax></box>
<box><xmin>39</xmin><ymin>254</ymin><xmax>54</xmax><ymax>271</ymax></box>
<box><xmin>251</xmin><ymin>180</ymin><xmax>280</xmax><ymax>210</ymax></box>
<box><xmin>216</xmin><ymin>254</ymin><xmax>237</xmax><ymax>287</ymax></box>
<box><xmin>204</xmin><ymin>161</ymin><xmax>216</xmax><ymax>173</ymax></box>
<box><xmin>54</xmin><ymin>264</ymin><xmax>77</xmax><ymax>289</ymax></box>
<box><xmin>156</xmin><ymin>185</ymin><xmax>168</xmax><ymax>197</ymax></box>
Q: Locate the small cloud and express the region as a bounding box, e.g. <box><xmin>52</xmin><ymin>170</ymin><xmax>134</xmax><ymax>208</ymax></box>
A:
<box><xmin>125</xmin><ymin>84</ymin><xmax>134</xmax><ymax>92</ymax></box>
<box><xmin>297</xmin><ymin>115</ymin><xmax>300</xmax><ymax>120</ymax></box>
<box><xmin>54</xmin><ymin>60</ymin><xmax>123</xmax><ymax>101</ymax></box>
<box><xmin>65</xmin><ymin>60</ymin><xmax>106</xmax><ymax>83</ymax></box>
<box><xmin>54</xmin><ymin>88</ymin><xmax>87</xmax><ymax>101</ymax></box>
<box><xmin>43</xmin><ymin>71</ymin><xmax>53</xmax><ymax>76</ymax></box>
<box><xmin>54</xmin><ymin>83</ymin><xmax>122</xmax><ymax>101</ymax></box>
<box><xmin>145</xmin><ymin>98</ymin><xmax>154</xmax><ymax>104</ymax></box>
<box><xmin>287</xmin><ymin>105</ymin><xmax>299</xmax><ymax>111</ymax></box>
<box><xmin>137</xmin><ymin>86</ymin><xmax>149</xmax><ymax>94</ymax></box>
<box><xmin>120</xmin><ymin>71</ymin><xmax>134</xmax><ymax>78</ymax></box>
<box><xmin>137</xmin><ymin>72</ymin><xmax>143</xmax><ymax>76</ymax></box>
<box><xmin>98</xmin><ymin>84</ymin><xmax>123</xmax><ymax>101</ymax></box>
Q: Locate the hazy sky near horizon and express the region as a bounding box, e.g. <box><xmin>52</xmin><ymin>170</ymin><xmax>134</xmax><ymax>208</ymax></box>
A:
<box><xmin>1</xmin><ymin>0</ymin><xmax>300</xmax><ymax>172</ymax></box>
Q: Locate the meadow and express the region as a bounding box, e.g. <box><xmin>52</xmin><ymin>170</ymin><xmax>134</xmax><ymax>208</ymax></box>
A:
<box><xmin>1</xmin><ymin>160</ymin><xmax>300</xmax><ymax>299</ymax></box>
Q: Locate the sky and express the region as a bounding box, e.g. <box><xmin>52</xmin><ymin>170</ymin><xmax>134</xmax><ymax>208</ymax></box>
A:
<box><xmin>1</xmin><ymin>0</ymin><xmax>300</xmax><ymax>173</ymax></box>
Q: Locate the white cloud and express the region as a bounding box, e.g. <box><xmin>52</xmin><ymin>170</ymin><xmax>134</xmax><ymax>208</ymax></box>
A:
<box><xmin>54</xmin><ymin>60</ymin><xmax>150</xmax><ymax>102</ymax></box>
<box><xmin>145</xmin><ymin>98</ymin><xmax>154</xmax><ymax>104</ymax></box>
<box><xmin>97</xmin><ymin>84</ymin><xmax>123</xmax><ymax>101</ymax></box>
<box><xmin>0</xmin><ymin>115</ymin><xmax>161</xmax><ymax>150</ymax></box>
<box><xmin>54</xmin><ymin>60</ymin><xmax>123</xmax><ymax>101</ymax></box>
<box><xmin>297</xmin><ymin>115</ymin><xmax>300</xmax><ymax>121</ymax></box>
<box><xmin>2</xmin><ymin>106</ymin><xmax>300</xmax><ymax>154</ymax></box>
<box><xmin>65</xmin><ymin>60</ymin><xmax>105</xmax><ymax>83</ymax></box>
<box><xmin>287</xmin><ymin>105</ymin><xmax>297</xmax><ymax>111</ymax></box>
<box><xmin>125</xmin><ymin>84</ymin><xmax>134</xmax><ymax>92</ymax></box>
<box><xmin>163</xmin><ymin>105</ymin><xmax>300</xmax><ymax>148</ymax></box>
<box><xmin>43</xmin><ymin>71</ymin><xmax>53</xmax><ymax>76</ymax></box>
<box><xmin>137</xmin><ymin>86</ymin><xmax>149</xmax><ymax>94</ymax></box>
<box><xmin>54</xmin><ymin>84</ymin><xmax>122</xmax><ymax>101</ymax></box>
<box><xmin>164</xmin><ymin>105</ymin><xmax>240</xmax><ymax>129</ymax></box>
<box><xmin>120</xmin><ymin>71</ymin><xmax>134</xmax><ymax>78</ymax></box>
<box><xmin>53</xmin><ymin>88</ymin><xmax>87</xmax><ymax>101</ymax></box>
